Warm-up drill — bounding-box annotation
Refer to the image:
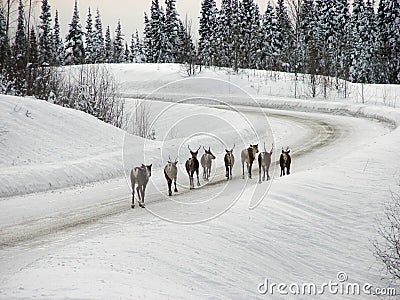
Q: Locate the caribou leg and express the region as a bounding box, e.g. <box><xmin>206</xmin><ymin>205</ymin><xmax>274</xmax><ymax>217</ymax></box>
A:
<box><xmin>174</xmin><ymin>177</ymin><xmax>178</xmax><ymax>193</ymax></box>
<box><xmin>131</xmin><ymin>177</ymin><xmax>136</xmax><ymax>208</ymax></box>
<box><xmin>196</xmin><ymin>169</ymin><xmax>200</xmax><ymax>186</ymax></box>
<box><xmin>167</xmin><ymin>177</ymin><xmax>172</xmax><ymax>196</ymax></box>
<box><xmin>248</xmin><ymin>162</ymin><xmax>252</xmax><ymax>179</ymax></box>
<box><xmin>242</xmin><ymin>162</ymin><xmax>245</xmax><ymax>179</ymax></box>
<box><xmin>230</xmin><ymin>166</ymin><xmax>233</xmax><ymax>180</ymax></box>
<box><xmin>131</xmin><ymin>186</ymin><xmax>135</xmax><ymax>208</ymax></box>
<box><xmin>225</xmin><ymin>165</ymin><xmax>229</xmax><ymax>179</ymax></box>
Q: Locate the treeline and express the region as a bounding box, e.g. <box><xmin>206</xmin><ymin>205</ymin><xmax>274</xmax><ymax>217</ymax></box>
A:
<box><xmin>146</xmin><ymin>0</ymin><xmax>400</xmax><ymax>85</ymax></box>
<box><xmin>1</xmin><ymin>0</ymin><xmax>399</xmax><ymax>99</ymax></box>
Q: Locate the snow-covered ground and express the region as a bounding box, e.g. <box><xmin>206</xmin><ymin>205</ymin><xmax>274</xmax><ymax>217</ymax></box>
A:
<box><xmin>0</xmin><ymin>63</ymin><xmax>399</xmax><ymax>299</ymax></box>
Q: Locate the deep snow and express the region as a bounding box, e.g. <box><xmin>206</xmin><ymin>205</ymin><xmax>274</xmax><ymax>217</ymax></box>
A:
<box><xmin>0</xmin><ymin>63</ymin><xmax>399</xmax><ymax>299</ymax></box>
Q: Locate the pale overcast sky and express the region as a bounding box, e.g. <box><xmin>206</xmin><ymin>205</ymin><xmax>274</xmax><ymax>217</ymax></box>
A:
<box><xmin>37</xmin><ymin>0</ymin><xmax>275</xmax><ymax>41</ymax></box>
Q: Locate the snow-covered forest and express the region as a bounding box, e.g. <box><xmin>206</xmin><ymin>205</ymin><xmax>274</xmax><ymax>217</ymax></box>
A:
<box><xmin>1</xmin><ymin>0</ymin><xmax>399</xmax><ymax>101</ymax></box>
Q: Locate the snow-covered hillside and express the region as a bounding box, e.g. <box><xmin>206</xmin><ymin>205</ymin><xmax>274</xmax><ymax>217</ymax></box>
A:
<box><xmin>0</xmin><ymin>63</ymin><xmax>399</xmax><ymax>299</ymax></box>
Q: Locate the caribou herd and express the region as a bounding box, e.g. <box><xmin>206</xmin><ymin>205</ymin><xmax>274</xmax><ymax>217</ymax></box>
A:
<box><xmin>130</xmin><ymin>144</ymin><xmax>292</xmax><ymax>208</ymax></box>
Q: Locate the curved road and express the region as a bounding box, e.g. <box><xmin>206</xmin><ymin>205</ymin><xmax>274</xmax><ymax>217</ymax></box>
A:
<box><xmin>0</xmin><ymin>105</ymin><xmax>389</xmax><ymax>247</ymax></box>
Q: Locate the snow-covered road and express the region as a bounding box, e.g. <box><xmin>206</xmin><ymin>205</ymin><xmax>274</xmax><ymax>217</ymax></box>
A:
<box><xmin>0</xmin><ymin>102</ymin><xmax>395</xmax><ymax>299</ymax></box>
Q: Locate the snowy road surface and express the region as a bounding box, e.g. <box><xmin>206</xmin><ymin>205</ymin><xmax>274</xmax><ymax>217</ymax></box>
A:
<box><xmin>0</xmin><ymin>102</ymin><xmax>396</xmax><ymax>299</ymax></box>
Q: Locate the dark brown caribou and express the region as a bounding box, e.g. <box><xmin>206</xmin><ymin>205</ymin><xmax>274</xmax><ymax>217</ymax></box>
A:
<box><xmin>130</xmin><ymin>164</ymin><xmax>152</xmax><ymax>208</ymax></box>
<box><xmin>185</xmin><ymin>145</ymin><xmax>201</xmax><ymax>189</ymax></box>
<box><xmin>241</xmin><ymin>144</ymin><xmax>259</xmax><ymax>179</ymax></box>
<box><xmin>224</xmin><ymin>144</ymin><xmax>235</xmax><ymax>180</ymax></box>
<box><xmin>280</xmin><ymin>147</ymin><xmax>291</xmax><ymax>176</ymax></box>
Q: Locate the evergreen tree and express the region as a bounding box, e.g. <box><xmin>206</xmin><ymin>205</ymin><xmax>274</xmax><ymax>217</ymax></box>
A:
<box><xmin>146</xmin><ymin>0</ymin><xmax>167</xmax><ymax>63</ymax></box>
<box><xmin>217</xmin><ymin>0</ymin><xmax>233</xmax><ymax>67</ymax></box>
<box><xmin>230</xmin><ymin>0</ymin><xmax>241</xmax><ymax>71</ymax></box>
<box><xmin>65</xmin><ymin>0</ymin><xmax>85</xmax><ymax>65</ymax></box>
<box><xmin>143</xmin><ymin>12</ymin><xmax>152</xmax><ymax>62</ymax></box>
<box><xmin>376</xmin><ymin>0</ymin><xmax>400</xmax><ymax>83</ymax></box>
<box><xmin>238</xmin><ymin>0</ymin><xmax>261</xmax><ymax>69</ymax></box>
<box><xmin>299</xmin><ymin>0</ymin><xmax>315</xmax><ymax>71</ymax></box>
<box><xmin>27</xmin><ymin>28</ymin><xmax>39</xmax><ymax>96</ymax></box>
<box><xmin>332</xmin><ymin>0</ymin><xmax>351</xmax><ymax>83</ymax></box>
<box><xmin>29</xmin><ymin>28</ymin><xmax>39</xmax><ymax>65</ymax></box>
<box><xmin>104</xmin><ymin>25</ymin><xmax>113</xmax><ymax>62</ymax></box>
<box><xmin>93</xmin><ymin>9</ymin><xmax>105</xmax><ymax>63</ymax></box>
<box><xmin>164</xmin><ymin>0</ymin><xmax>180</xmax><ymax>62</ymax></box>
<box><xmin>0</xmin><ymin>7</ymin><xmax>7</xmax><ymax>67</ymax></box>
<box><xmin>198</xmin><ymin>0</ymin><xmax>218</xmax><ymax>66</ymax></box>
<box><xmin>52</xmin><ymin>10</ymin><xmax>65</xmax><ymax>66</ymax></box>
<box><xmin>260</xmin><ymin>2</ymin><xmax>279</xmax><ymax>70</ymax></box>
<box><xmin>85</xmin><ymin>7</ymin><xmax>95</xmax><ymax>63</ymax></box>
<box><xmin>13</xmin><ymin>0</ymin><xmax>27</xmax><ymax>94</ymax></box>
<box><xmin>131</xmin><ymin>30</ymin><xmax>146</xmax><ymax>62</ymax></box>
<box><xmin>275</xmin><ymin>0</ymin><xmax>294</xmax><ymax>72</ymax></box>
<box><xmin>349</xmin><ymin>0</ymin><xmax>374</xmax><ymax>83</ymax></box>
<box><xmin>124</xmin><ymin>42</ymin><xmax>130</xmax><ymax>62</ymax></box>
<box><xmin>38</xmin><ymin>0</ymin><xmax>53</xmax><ymax>65</ymax></box>
<box><xmin>113</xmin><ymin>20</ymin><xmax>125</xmax><ymax>63</ymax></box>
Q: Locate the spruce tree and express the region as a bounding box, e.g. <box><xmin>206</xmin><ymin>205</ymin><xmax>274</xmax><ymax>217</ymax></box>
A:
<box><xmin>0</xmin><ymin>7</ymin><xmax>7</xmax><ymax>67</ymax></box>
<box><xmin>260</xmin><ymin>2</ymin><xmax>279</xmax><ymax>70</ymax></box>
<box><xmin>93</xmin><ymin>9</ymin><xmax>105</xmax><ymax>63</ymax></box>
<box><xmin>65</xmin><ymin>0</ymin><xmax>85</xmax><ymax>65</ymax></box>
<box><xmin>217</xmin><ymin>0</ymin><xmax>233</xmax><ymax>67</ymax></box>
<box><xmin>52</xmin><ymin>10</ymin><xmax>65</xmax><ymax>66</ymax></box>
<box><xmin>143</xmin><ymin>12</ymin><xmax>152</xmax><ymax>62</ymax></box>
<box><xmin>165</xmin><ymin>0</ymin><xmax>180</xmax><ymax>62</ymax></box>
<box><xmin>198</xmin><ymin>0</ymin><xmax>218</xmax><ymax>66</ymax></box>
<box><xmin>13</xmin><ymin>0</ymin><xmax>27</xmax><ymax>94</ymax></box>
<box><xmin>38</xmin><ymin>0</ymin><xmax>53</xmax><ymax>65</ymax></box>
<box><xmin>29</xmin><ymin>28</ymin><xmax>39</xmax><ymax>65</ymax></box>
<box><xmin>238</xmin><ymin>0</ymin><xmax>261</xmax><ymax>69</ymax></box>
<box><xmin>376</xmin><ymin>0</ymin><xmax>400</xmax><ymax>83</ymax></box>
<box><xmin>113</xmin><ymin>20</ymin><xmax>124</xmax><ymax>63</ymax></box>
<box><xmin>85</xmin><ymin>7</ymin><xmax>95</xmax><ymax>64</ymax></box>
<box><xmin>104</xmin><ymin>25</ymin><xmax>113</xmax><ymax>63</ymax></box>
<box><xmin>275</xmin><ymin>0</ymin><xmax>294</xmax><ymax>72</ymax></box>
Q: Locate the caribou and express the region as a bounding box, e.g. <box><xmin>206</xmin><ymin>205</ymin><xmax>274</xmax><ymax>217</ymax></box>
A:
<box><xmin>280</xmin><ymin>147</ymin><xmax>291</xmax><ymax>176</ymax></box>
<box><xmin>130</xmin><ymin>164</ymin><xmax>152</xmax><ymax>208</ymax></box>
<box><xmin>224</xmin><ymin>144</ymin><xmax>235</xmax><ymax>180</ymax></box>
<box><xmin>200</xmin><ymin>146</ymin><xmax>216</xmax><ymax>181</ymax></box>
<box><xmin>164</xmin><ymin>156</ymin><xmax>178</xmax><ymax>196</ymax></box>
<box><xmin>241</xmin><ymin>144</ymin><xmax>259</xmax><ymax>179</ymax></box>
<box><xmin>185</xmin><ymin>145</ymin><xmax>201</xmax><ymax>189</ymax></box>
<box><xmin>258</xmin><ymin>143</ymin><xmax>273</xmax><ymax>183</ymax></box>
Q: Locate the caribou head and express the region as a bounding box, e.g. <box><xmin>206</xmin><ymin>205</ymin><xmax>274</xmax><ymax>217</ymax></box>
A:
<box><xmin>188</xmin><ymin>145</ymin><xmax>201</xmax><ymax>158</ymax></box>
<box><xmin>203</xmin><ymin>146</ymin><xmax>216</xmax><ymax>159</ymax></box>
<box><xmin>225</xmin><ymin>144</ymin><xmax>235</xmax><ymax>155</ymax></box>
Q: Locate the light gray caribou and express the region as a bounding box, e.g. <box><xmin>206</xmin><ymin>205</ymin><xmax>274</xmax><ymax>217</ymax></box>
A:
<box><xmin>241</xmin><ymin>144</ymin><xmax>259</xmax><ymax>179</ymax></box>
<box><xmin>224</xmin><ymin>144</ymin><xmax>235</xmax><ymax>180</ymax></box>
<box><xmin>164</xmin><ymin>156</ymin><xmax>178</xmax><ymax>196</ymax></box>
<box><xmin>130</xmin><ymin>164</ymin><xmax>152</xmax><ymax>208</ymax></box>
<box><xmin>185</xmin><ymin>145</ymin><xmax>201</xmax><ymax>189</ymax></box>
<box><xmin>258</xmin><ymin>143</ymin><xmax>274</xmax><ymax>183</ymax></box>
<box><xmin>200</xmin><ymin>146</ymin><xmax>216</xmax><ymax>181</ymax></box>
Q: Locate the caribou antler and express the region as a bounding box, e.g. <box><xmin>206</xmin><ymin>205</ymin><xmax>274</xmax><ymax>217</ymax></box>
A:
<box><xmin>203</xmin><ymin>146</ymin><xmax>207</xmax><ymax>152</ymax></box>
<box><xmin>264</xmin><ymin>142</ymin><xmax>267</xmax><ymax>152</ymax></box>
<box><xmin>188</xmin><ymin>145</ymin><xmax>192</xmax><ymax>152</ymax></box>
<box><xmin>196</xmin><ymin>145</ymin><xmax>201</xmax><ymax>152</ymax></box>
<box><xmin>232</xmin><ymin>144</ymin><xmax>235</xmax><ymax>150</ymax></box>
<box><xmin>270</xmin><ymin>142</ymin><xmax>274</xmax><ymax>154</ymax></box>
